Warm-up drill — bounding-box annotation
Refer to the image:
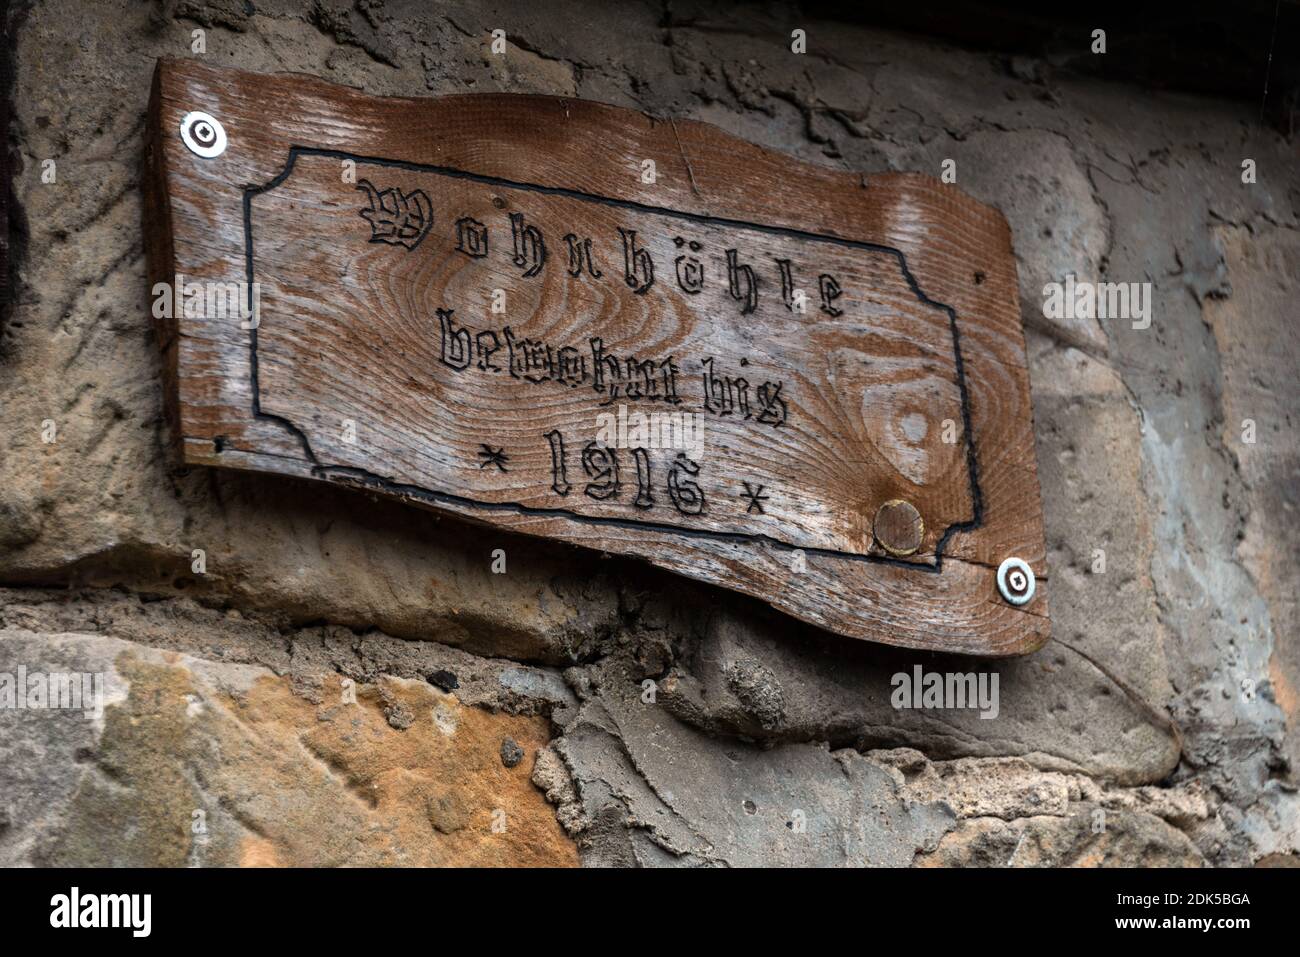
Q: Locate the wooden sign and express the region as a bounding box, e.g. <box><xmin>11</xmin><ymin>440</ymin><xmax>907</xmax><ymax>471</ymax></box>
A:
<box><xmin>144</xmin><ymin>58</ymin><xmax>1050</xmax><ymax>656</ymax></box>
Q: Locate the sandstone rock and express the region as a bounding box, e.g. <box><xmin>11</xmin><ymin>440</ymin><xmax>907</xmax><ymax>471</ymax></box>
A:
<box><xmin>0</xmin><ymin>628</ymin><xmax>577</xmax><ymax>867</ymax></box>
<box><xmin>657</xmin><ymin>597</ymin><xmax>1179</xmax><ymax>784</ymax></box>
<box><xmin>871</xmin><ymin>751</ymin><xmax>1075</xmax><ymax>820</ymax></box>
<box><xmin>1203</xmin><ymin>224</ymin><xmax>1300</xmax><ymax>785</ymax></box>
<box><xmin>917</xmin><ymin>808</ymin><xmax>1205</xmax><ymax>868</ymax></box>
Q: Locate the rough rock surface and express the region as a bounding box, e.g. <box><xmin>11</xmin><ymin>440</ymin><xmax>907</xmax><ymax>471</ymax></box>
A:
<box><xmin>2</xmin><ymin>0</ymin><xmax>1297</xmax><ymax>866</ymax></box>
<box><xmin>0</xmin><ymin>627</ymin><xmax>577</xmax><ymax>866</ymax></box>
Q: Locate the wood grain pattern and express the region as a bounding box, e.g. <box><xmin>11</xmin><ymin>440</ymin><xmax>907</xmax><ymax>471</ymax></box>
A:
<box><xmin>144</xmin><ymin>57</ymin><xmax>1051</xmax><ymax>656</ymax></box>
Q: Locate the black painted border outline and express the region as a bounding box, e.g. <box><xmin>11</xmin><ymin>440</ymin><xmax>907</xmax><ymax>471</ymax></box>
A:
<box><xmin>242</xmin><ymin>146</ymin><xmax>985</xmax><ymax>573</ymax></box>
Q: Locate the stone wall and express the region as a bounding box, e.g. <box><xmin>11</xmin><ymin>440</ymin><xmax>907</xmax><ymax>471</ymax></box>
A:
<box><xmin>2</xmin><ymin>0</ymin><xmax>1297</xmax><ymax>866</ymax></box>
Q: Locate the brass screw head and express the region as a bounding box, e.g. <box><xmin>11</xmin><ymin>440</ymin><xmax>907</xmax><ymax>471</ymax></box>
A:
<box><xmin>873</xmin><ymin>499</ymin><xmax>924</xmax><ymax>557</ymax></box>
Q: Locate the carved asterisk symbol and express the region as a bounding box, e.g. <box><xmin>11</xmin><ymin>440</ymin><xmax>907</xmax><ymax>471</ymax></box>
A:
<box><xmin>478</xmin><ymin>444</ymin><xmax>509</xmax><ymax>472</ymax></box>
<box><xmin>741</xmin><ymin>482</ymin><xmax>769</xmax><ymax>514</ymax></box>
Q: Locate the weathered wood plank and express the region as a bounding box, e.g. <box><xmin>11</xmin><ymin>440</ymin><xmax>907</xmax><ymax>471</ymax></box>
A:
<box><xmin>144</xmin><ymin>57</ymin><xmax>1050</xmax><ymax>656</ymax></box>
